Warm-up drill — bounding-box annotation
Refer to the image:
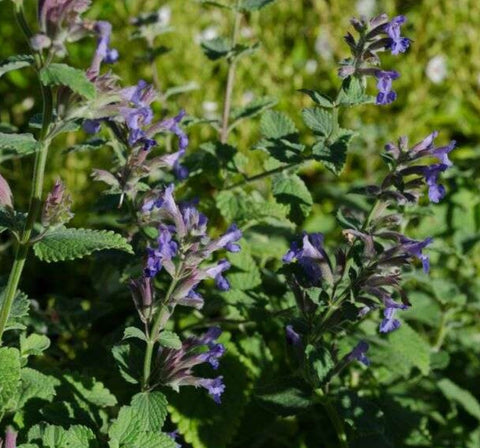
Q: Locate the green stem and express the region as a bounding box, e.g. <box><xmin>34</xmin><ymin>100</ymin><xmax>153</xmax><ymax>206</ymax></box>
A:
<box><xmin>225</xmin><ymin>159</ymin><xmax>309</xmax><ymax>190</ymax></box>
<box><xmin>314</xmin><ymin>388</ymin><xmax>349</xmax><ymax>448</ymax></box>
<box><xmin>220</xmin><ymin>2</ymin><xmax>242</xmax><ymax>144</ymax></box>
<box><xmin>0</xmin><ymin>7</ymin><xmax>53</xmax><ymax>344</ymax></box>
<box><xmin>141</xmin><ymin>275</ymin><xmax>180</xmax><ymax>390</ymax></box>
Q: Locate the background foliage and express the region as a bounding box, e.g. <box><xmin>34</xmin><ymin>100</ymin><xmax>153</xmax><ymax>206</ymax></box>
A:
<box><xmin>1</xmin><ymin>0</ymin><xmax>480</xmax><ymax>447</ymax></box>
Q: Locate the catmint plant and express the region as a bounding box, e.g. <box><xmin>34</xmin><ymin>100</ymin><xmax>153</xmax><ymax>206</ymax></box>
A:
<box><xmin>0</xmin><ymin>1</ymin><xmax>469</xmax><ymax>447</ymax></box>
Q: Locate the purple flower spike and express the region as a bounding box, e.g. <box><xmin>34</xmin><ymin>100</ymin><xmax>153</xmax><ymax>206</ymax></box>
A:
<box><xmin>432</xmin><ymin>140</ymin><xmax>456</xmax><ymax>167</ymax></box>
<box><xmin>199</xmin><ymin>376</ymin><xmax>225</xmax><ymax>404</ymax></box>
<box><xmin>379</xmin><ymin>298</ymin><xmax>408</xmax><ymax>333</ymax></box>
<box><xmin>401</xmin><ymin>237</ymin><xmax>433</xmax><ymax>273</ymax></box>
<box><xmin>206</xmin><ymin>259</ymin><xmax>231</xmax><ymax>291</ymax></box>
<box><xmin>384</xmin><ymin>16</ymin><xmax>410</xmax><ymax>55</ymax></box>
<box><xmin>375</xmin><ymin>70</ymin><xmax>400</xmax><ymax>105</ymax></box>
<box><xmin>347</xmin><ymin>341</ymin><xmax>370</xmax><ymax>366</ymax></box>
<box><xmin>423</xmin><ymin>164</ymin><xmax>448</xmax><ymax>203</ymax></box>
<box><xmin>285</xmin><ymin>325</ymin><xmax>302</xmax><ymax>347</ymax></box>
<box><xmin>83</xmin><ymin>119</ymin><xmax>101</xmax><ymax>134</ymax></box>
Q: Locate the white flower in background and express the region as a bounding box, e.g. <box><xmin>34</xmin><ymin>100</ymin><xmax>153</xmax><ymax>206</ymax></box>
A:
<box><xmin>356</xmin><ymin>0</ymin><xmax>376</xmax><ymax>17</ymax></box>
<box><xmin>157</xmin><ymin>6</ymin><xmax>171</xmax><ymax>27</ymax></box>
<box><xmin>241</xmin><ymin>27</ymin><xmax>254</xmax><ymax>38</ymax></box>
<box><xmin>242</xmin><ymin>91</ymin><xmax>255</xmax><ymax>105</ymax></box>
<box><xmin>305</xmin><ymin>59</ymin><xmax>318</xmax><ymax>74</ymax></box>
<box><xmin>314</xmin><ymin>30</ymin><xmax>333</xmax><ymax>60</ymax></box>
<box><xmin>195</xmin><ymin>27</ymin><xmax>219</xmax><ymax>44</ymax></box>
<box><xmin>426</xmin><ymin>55</ymin><xmax>447</xmax><ymax>84</ymax></box>
<box><xmin>202</xmin><ymin>101</ymin><xmax>218</xmax><ymax>119</ymax></box>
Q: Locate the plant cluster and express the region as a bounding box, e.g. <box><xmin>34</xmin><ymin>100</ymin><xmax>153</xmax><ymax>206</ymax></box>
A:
<box><xmin>0</xmin><ymin>1</ymin><xmax>477</xmax><ymax>447</ymax></box>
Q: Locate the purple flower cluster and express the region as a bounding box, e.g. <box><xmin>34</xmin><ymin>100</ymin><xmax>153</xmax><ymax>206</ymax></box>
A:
<box><xmin>385</xmin><ymin>131</ymin><xmax>456</xmax><ymax>203</ymax></box>
<box><xmin>158</xmin><ymin>327</ymin><xmax>226</xmax><ymax>403</ymax></box>
<box><xmin>284</xmin><ymin>228</ymin><xmax>433</xmax><ymax>335</ymax></box>
<box><xmin>346</xmin><ymin>341</ymin><xmax>370</xmax><ymax>366</ymax></box>
<box><xmin>138</xmin><ymin>184</ymin><xmax>242</xmax><ymax>310</ymax></box>
<box><xmin>340</xmin><ymin>14</ymin><xmax>411</xmax><ymax>105</ymax></box>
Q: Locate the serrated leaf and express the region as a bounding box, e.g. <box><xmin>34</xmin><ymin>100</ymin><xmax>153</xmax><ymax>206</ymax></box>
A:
<box><xmin>64</xmin><ymin>374</ymin><xmax>117</xmax><ymax>408</ymax></box>
<box><xmin>0</xmin><ymin>286</ymin><xmax>30</xmax><ymax>331</ymax></box>
<box><xmin>33</xmin><ymin>227</ymin><xmax>133</xmax><ymax>262</ymax></box>
<box><xmin>29</xmin><ymin>424</ymin><xmax>97</xmax><ymax>448</ymax></box>
<box><xmin>299</xmin><ymin>89</ymin><xmax>334</xmax><ymax>108</ymax></box>
<box><xmin>131</xmin><ymin>392</ymin><xmax>168</xmax><ymax>431</ymax></box>
<box><xmin>0</xmin><ymin>55</ymin><xmax>34</xmax><ymax>78</ymax></box>
<box><xmin>109</xmin><ymin>405</ymin><xmax>176</xmax><ymax>448</ymax></box>
<box><xmin>0</xmin><ymin>347</ymin><xmax>21</xmax><ymax>410</ymax></box>
<box><xmin>216</xmin><ymin>190</ymin><xmax>292</xmax><ymax>228</ymax></box>
<box><xmin>272</xmin><ymin>174</ymin><xmax>313</xmax><ymax>223</ymax></box>
<box><xmin>201</xmin><ymin>37</ymin><xmax>231</xmax><ymax>60</ymax></box>
<box><xmin>387</xmin><ymin>322</ymin><xmax>430</xmax><ymax>375</ymax></box>
<box><xmin>239</xmin><ymin>0</ymin><xmax>275</xmax><ymax>11</ymax></box>
<box><xmin>312</xmin><ymin>130</ymin><xmax>354</xmax><ymax>175</ymax></box>
<box><xmin>158</xmin><ymin>330</ymin><xmax>182</xmax><ymax>349</ymax></box>
<box><xmin>260</xmin><ymin>110</ymin><xmax>297</xmax><ymax>139</ymax></box>
<box><xmin>17</xmin><ymin>368</ymin><xmax>60</xmax><ymax>408</ymax></box>
<box><xmin>255</xmin><ymin>377</ymin><xmax>312</xmax><ymax>416</ymax></box>
<box><xmin>123</xmin><ymin>326</ymin><xmax>147</xmax><ymax>342</ymax></box>
<box><xmin>0</xmin><ymin>132</ymin><xmax>40</xmax><ymax>162</ymax></box>
<box><xmin>438</xmin><ymin>378</ymin><xmax>480</xmax><ymax>421</ymax></box>
<box><xmin>112</xmin><ymin>342</ymin><xmax>142</xmax><ymax>384</ymax></box>
<box><xmin>338</xmin><ymin>76</ymin><xmax>373</xmax><ymax>106</ymax></box>
<box><xmin>302</xmin><ymin>107</ymin><xmax>334</xmax><ymax>136</ymax></box>
<box><xmin>20</xmin><ymin>333</ymin><xmax>51</xmax><ymax>358</ymax></box>
<box><xmin>39</xmin><ymin>63</ymin><xmax>96</xmax><ymax>99</ymax></box>
<box><xmin>305</xmin><ymin>344</ymin><xmax>334</xmax><ymax>385</ymax></box>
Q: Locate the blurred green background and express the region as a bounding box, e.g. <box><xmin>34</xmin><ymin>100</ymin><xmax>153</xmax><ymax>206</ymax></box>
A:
<box><xmin>1</xmin><ymin>1</ymin><xmax>480</xmax><ymax>444</ymax></box>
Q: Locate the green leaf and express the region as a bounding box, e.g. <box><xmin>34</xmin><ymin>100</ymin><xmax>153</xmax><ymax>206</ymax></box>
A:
<box><xmin>39</xmin><ymin>63</ymin><xmax>96</xmax><ymax>99</ymax></box>
<box><xmin>109</xmin><ymin>405</ymin><xmax>176</xmax><ymax>448</ymax></box>
<box><xmin>239</xmin><ymin>0</ymin><xmax>275</xmax><ymax>11</ymax></box>
<box><xmin>255</xmin><ymin>377</ymin><xmax>312</xmax><ymax>416</ymax></box>
<box><xmin>33</xmin><ymin>227</ymin><xmax>133</xmax><ymax>262</ymax></box>
<box><xmin>337</xmin><ymin>76</ymin><xmax>373</xmax><ymax>106</ymax></box>
<box><xmin>305</xmin><ymin>344</ymin><xmax>334</xmax><ymax>385</ymax></box>
<box><xmin>312</xmin><ymin>130</ymin><xmax>354</xmax><ymax>175</ymax></box>
<box><xmin>112</xmin><ymin>342</ymin><xmax>143</xmax><ymax>384</ymax></box>
<box><xmin>201</xmin><ymin>37</ymin><xmax>231</xmax><ymax>60</ymax></box>
<box><xmin>158</xmin><ymin>330</ymin><xmax>182</xmax><ymax>349</ymax></box>
<box><xmin>64</xmin><ymin>137</ymin><xmax>107</xmax><ymax>154</ymax></box>
<box><xmin>28</xmin><ymin>424</ymin><xmax>97</xmax><ymax>448</ymax></box>
<box><xmin>169</xmin><ymin>350</ymin><xmax>250</xmax><ymax>448</ymax></box>
<box><xmin>216</xmin><ymin>190</ymin><xmax>292</xmax><ymax>228</ymax></box>
<box><xmin>260</xmin><ymin>110</ymin><xmax>297</xmax><ymax>139</ymax></box>
<box><xmin>64</xmin><ymin>373</ymin><xmax>117</xmax><ymax>408</ymax></box>
<box><xmin>230</xmin><ymin>96</ymin><xmax>277</xmax><ymax>128</ymax></box>
<box><xmin>198</xmin><ymin>0</ymin><xmax>233</xmax><ymax>9</ymax></box>
<box><xmin>272</xmin><ymin>174</ymin><xmax>313</xmax><ymax>223</ymax></box>
<box><xmin>227</xmin><ymin>241</ymin><xmax>262</xmax><ymax>290</ymax></box>
<box><xmin>17</xmin><ymin>368</ymin><xmax>60</xmax><ymax>408</ymax></box>
<box><xmin>298</xmin><ymin>89</ymin><xmax>335</xmax><ymax>108</ymax></box>
<box><xmin>387</xmin><ymin>322</ymin><xmax>430</xmax><ymax>375</ymax></box>
<box><xmin>438</xmin><ymin>378</ymin><xmax>480</xmax><ymax>421</ymax></box>
<box><xmin>0</xmin><ymin>286</ymin><xmax>30</xmax><ymax>331</ymax></box>
<box><xmin>302</xmin><ymin>107</ymin><xmax>335</xmax><ymax>136</ymax></box>
<box><xmin>0</xmin><ymin>55</ymin><xmax>34</xmax><ymax>78</ymax></box>
<box><xmin>0</xmin><ymin>132</ymin><xmax>40</xmax><ymax>162</ymax></box>
<box><xmin>0</xmin><ymin>347</ymin><xmax>21</xmax><ymax>410</ymax></box>
<box><xmin>131</xmin><ymin>392</ymin><xmax>168</xmax><ymax>431</ymax></box>
<box><xmin>123</xmin><ymin>326</ymin><xmax>147</xmax><ymax>342</ymax></box>
<box><xmin>20</xmin><ymin>333</ymin><xmax>51</xmax><ymax>358</ymax></box>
